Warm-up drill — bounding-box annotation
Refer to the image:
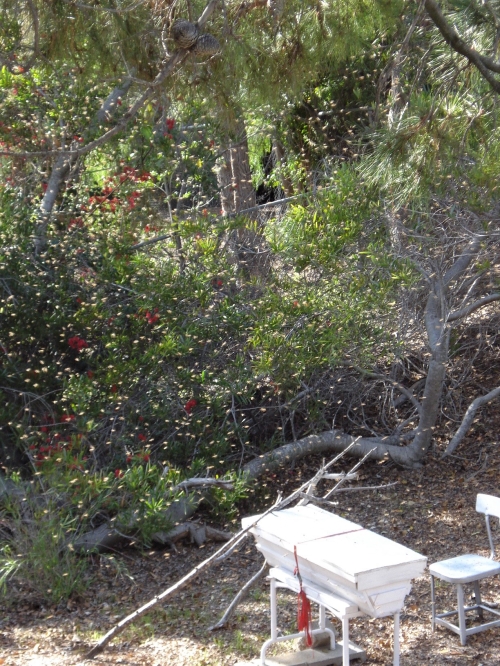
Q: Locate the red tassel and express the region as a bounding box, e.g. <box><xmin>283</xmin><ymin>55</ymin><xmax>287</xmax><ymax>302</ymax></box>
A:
<box><xmin>297</xmin><ymin>588</ymin><xmax>313</xmax><ymax>646</ymax></box>
<box><xmin>294</xmin><ymin>545</ymin><xmax>313</xmax><ymax>647</ymax></box>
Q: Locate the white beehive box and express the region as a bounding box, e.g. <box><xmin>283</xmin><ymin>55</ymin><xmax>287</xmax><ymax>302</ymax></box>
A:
<box><xmin>242</xmin><ymin>504</ymin><xmax>426</xmax><ymax>619</ymax></box>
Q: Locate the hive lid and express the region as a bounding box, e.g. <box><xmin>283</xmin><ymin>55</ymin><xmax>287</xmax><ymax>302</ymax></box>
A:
<box><xmin>243</xmin><ymin>504</ymin><xmax>426</xmax><ymax>585</ymax></box>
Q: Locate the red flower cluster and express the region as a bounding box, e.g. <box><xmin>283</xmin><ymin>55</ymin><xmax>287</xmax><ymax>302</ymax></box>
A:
<box><xmin>126</xmin><ymin>450</ymin><xmax>150</xmax><ymax>464</ymax></box>
<box><xmin>69</xmin><ymin>217</ymin><xmax>84</xmax><ymax>229</ymax></box>
<box><xmin>114</xmin><ymin>469</ymin><xmax>123</xmax><ymax>478</ymax></box>
<box><xmin>68</xmin><ymin>336</ymin><xmax>88</xmax><ymax>351</ymax></box>
<box><xmin>127</xmin><ymin>190</ymin><xmax>141</xmax><ymax>210</ymax></box>
<box><xmin>166</xmin><ymin>118</ymin><xmax>175</xmax><ymax>131</ymax></box>
<box><xmin>144</xmin><ymin>224</ymin><xmax>160</xmax><ymax>234</ymax></box>
<box><xmin>118</xmin><ymin>166</ymin><xmax>151</xmax><ymax>183</ymax></box>
<box><xmin>184</xmin><ymin>398</ymin><xmax>197</xmax><ymax>414</ymax></box>
<box><xmin>145</xmin><ymin>308</ymin><xmax>159</xmax><ymax>325</ymax></box>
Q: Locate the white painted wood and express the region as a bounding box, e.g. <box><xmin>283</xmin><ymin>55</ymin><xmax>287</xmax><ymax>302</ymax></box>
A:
<box><xmin>269</xmin><ymin>567</ymin><xmax>360</xmax><ymax>616</ymax></box>
<box><xmin>243</xmin><ymin>505</ymin><xmax>426</xmax><ymax>619</ymax></box>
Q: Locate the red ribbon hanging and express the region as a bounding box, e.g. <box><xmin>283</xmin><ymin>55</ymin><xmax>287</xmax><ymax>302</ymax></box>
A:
<box><xmin>294</xmin><ymin>545</ymin><xmax>312</xmax><ymax>647</ymax></box>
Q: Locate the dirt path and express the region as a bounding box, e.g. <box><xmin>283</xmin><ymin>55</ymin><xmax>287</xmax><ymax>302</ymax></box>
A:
<box><xmin>2</xmin><ymin>435</ymin><xmax>500</xmax><ymax>665</ymax></box>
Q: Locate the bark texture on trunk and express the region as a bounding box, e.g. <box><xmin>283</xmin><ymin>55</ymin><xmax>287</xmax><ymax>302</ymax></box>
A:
<box><xmin>217</xmin><ymin>114</ymin><xmax>270</xmax><ymax>276</ymax></box>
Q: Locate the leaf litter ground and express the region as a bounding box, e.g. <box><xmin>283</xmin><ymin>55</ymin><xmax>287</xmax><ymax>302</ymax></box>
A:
<box><xmin>1</xmin><ymin>430</ymin><xmax>500</xmax><ymax>666</ymax></box>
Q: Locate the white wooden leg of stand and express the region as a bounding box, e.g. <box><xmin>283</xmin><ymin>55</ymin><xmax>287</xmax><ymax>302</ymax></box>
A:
<box><xmin>393</xmin><ymin>612</ymin><xmax>400</xmax><ymax>666</ymax></box>
<box><xmin>342</xmin><ymin>614</ymin><xmax>349</xmax><ymax>666</ymax></box>
<box><xmin>319</xmin><ymin>603</ymin><xmax>326</xmax><ymax>630</ymax></box>
<box><xmin>261</xmin><ymin>578</ymin><xmax>278</xmax><ymax>665</ymax></box>
<box><xmin>319</xmin><ymin>604</ymin><xmax>335</xmax><ymax>648</ymax></box>
<box><xmin>270</xmin><ymin>578</ymin><xmax>277</xmax><ymax>641</ymax></box>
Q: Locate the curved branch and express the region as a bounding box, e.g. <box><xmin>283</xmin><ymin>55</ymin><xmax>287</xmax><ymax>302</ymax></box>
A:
<box><xmin>424</xmin><ymin>0</ymin><xmax>500</xmax><ymax>93</ymax></box>
<box><xmin>447</xmin><ymin>292</ymin><xmax>500</xmax><ymax>322</ymax></box>
<box><xmin>443</xmin><ymin>237</ymin><xmax>481</xmax><ymax>287</ymax></box>
<box><xmin>0</xmin><ymin>51</ymin><xmax>187</xmax><ymax>159</ymax></box>
<box><xmin>443</xmin><ymin>385</ymin><xmax>500</xmax><ymax>456</ymax></box>
<box><xmin>209</xmin><ymin>561</ymin><xmax>268</xmax><ymax>631</ymax></box>
<box><xmin>242</xmin><ymin>430</ymin><xmax>417</xmax><ymax>479</ymax></box>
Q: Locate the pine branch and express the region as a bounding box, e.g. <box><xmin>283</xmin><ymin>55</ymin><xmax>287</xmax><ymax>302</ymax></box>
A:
<box><xmin>424</xmin><ymin>0</ymin><xmax>500</xmax><ymax>93</ymax></box>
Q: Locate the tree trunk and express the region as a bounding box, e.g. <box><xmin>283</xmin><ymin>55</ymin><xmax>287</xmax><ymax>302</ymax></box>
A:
<box><xmin>217</xmin><ymin>113</ymin><xmax>270</xmax><ymax>276</ymax></box>
<box><xmin>33</xmin><ymin>154</ymin><xmax>75</xmax><ymax>255</ymax></box>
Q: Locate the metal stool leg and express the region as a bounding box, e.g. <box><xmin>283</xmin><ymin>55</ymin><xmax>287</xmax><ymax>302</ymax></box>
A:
<box><xmin>430</xmin><ymin>575</ymin><xmax>436</xmax><ymax>631</ymax></box>
<box><xmin>456</xmin><ymin>583</ymin><xmax>467</xmax><ymax>646</ymax></box>
<box><xmin>473</xmin><ymin>580</ymin><xmax>484</xmax><ymax>620</ymax></box>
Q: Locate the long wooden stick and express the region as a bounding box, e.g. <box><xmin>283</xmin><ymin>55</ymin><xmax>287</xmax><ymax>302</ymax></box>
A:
<box><xmin>208</xmin><ymin>562</ymin><xmax>268</xmax><ymax>631</ymax></box>
<box><xmin>85</xmin><ymin>444</ymin><xmax>356</xmax><ymax>658</ymax></box>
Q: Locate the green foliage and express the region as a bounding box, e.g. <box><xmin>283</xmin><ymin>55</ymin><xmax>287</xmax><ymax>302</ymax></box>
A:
<box><xmin>6</xmin><ymin>0</ymin><xmax>499</xmax><ymax>607</ymax></box>
<box><xmin>0</xmin><ymin>486</ymin><xmax>89</xmax><ymax>603</ymax></box>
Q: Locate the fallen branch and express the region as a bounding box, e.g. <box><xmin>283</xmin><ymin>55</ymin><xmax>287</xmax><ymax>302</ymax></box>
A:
<box><xmin>209</xmin><ymin>561</ymin><xmax>268</xmax><ymax>631</ymax></box>
<box><xmin>85</xmin><ymin>444</ymin><xmax>356</xmax><ymax>658</ymax></box>
<box><xmin>73</xmin><ymin>495</ymin><xmax>199</xmax><ymax>553</ymax></box>
<box><xmin>170</xmin><ymin>478</ymin><xmax>234</xmax><ymax>493</ymax></box>
<box><xmin>443</xmin><ymin>385</ymin><xmax>500</xmax><ymax>456</ymax></box>
<box><xmin>73</xmin><ymin>477</ymin><xmax>233</xmax><ymax>552</ymax></box>
<box><xmin>152</xmin><ymin>522</ymin><xmax>232</xmax><ymax>547</ymax></box>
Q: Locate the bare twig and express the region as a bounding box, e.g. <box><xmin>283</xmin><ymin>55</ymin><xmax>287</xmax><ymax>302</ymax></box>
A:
<box><xmin>209</xmin><ymin>561</ymin><xmax>268</xmax><ymax>631</ymax></box>
<box><xmin>443</xmin><ymin>385</ymin><xmax>500</xmax><ymax>456</ymax></box>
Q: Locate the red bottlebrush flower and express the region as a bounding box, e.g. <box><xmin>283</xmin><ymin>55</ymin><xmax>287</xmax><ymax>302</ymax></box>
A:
<box><xmin>117</xmin><ymin>98</ymin><xmax>122</xmax><ymax>106</ymax></box>
<box><xmin>42</xmin><ymin>182</ymin><xmax>48</xmax><ymax>192</ymax></box>
<box><xmin>41</xmin><ymin>426</ymin><xmax>48</xmax><ymax>433</ymax></box>
<box><xmin>76</xmin><ymin>297</ymin><xmax>82</xmax><ymax>304</ymax></box>
<box><xmin>142</xmin><ymin>453</ymin><xmax>150</xmax><ymax>463</ymax></box>
<box><xmin>138</xmin><ymin>416</ymin><xmax>144</xmax><ymax>422</ymax></box>
<box><xmin>68</xmin><ymin>336</ymin><xmax>88</xmax><ymax>351</ymax></box>
<box><xmin>111</xmin><ymin>384</ymin><xmax>118</xmax><ymax>393</ymax></box>
<box><xmin>114</xmin><ymin>469</ymin><xmax>123</xmax><ymax>478</ymax></box>
<box><xmin>139</xmin><ymin>172</ymin><xmax>151</xmax><ymax>181</ymax></box>
<box><xmin>86</xmin><ymin>370</ymin><xmax>94</xmax><ymax>378</ymax></box>
<box><xmin>202</xmin><ymin>208</ymin><xmax>208</xmax><ymax>216</ymax></box>
<box><xmin>184</xmin><ymin>398</ymin><xmax>197</xmax><ymax>414</ymax></box>
<box><xmin>166</xmin><ymin>118</ymin><xmax>175</xmax><ymax>130</ymax></box>
<box><xmin>126</xmin><ymin>455</ymin><xmax>133</xmax><ymax>464</ymax></box>
<box><xmin>145</xmin><ymin>310</ymin><xmax>159</xmax><ymax>325</ymax></box>
<box><xmin>292</xmin><ymin>300</ymin><xmax>299</xmax><ymax>307</ymax></box>
<box><xmin>138</xmin><ymin>433</ymin><xmax>147</xmax><ymax>442</ymax></box>
<box><xmin>209</xmin><ymin>139</ymin><xmax>215</xmax><ymax>148</ymax></box>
